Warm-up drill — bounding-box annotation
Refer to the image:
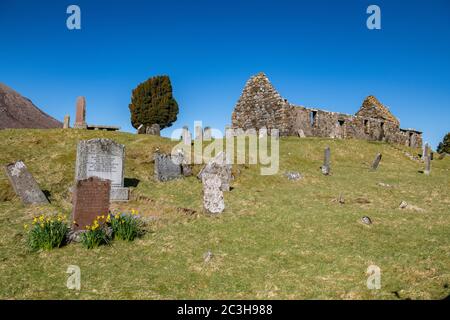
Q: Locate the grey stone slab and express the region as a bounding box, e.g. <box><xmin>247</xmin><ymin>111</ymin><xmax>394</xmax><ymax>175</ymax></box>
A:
<box><xmin>4</xmin><ymin>161</ymin><xmax>49</xmax><ymax>205</ymax></box>
<box><xmin>75</xmin><ymin>138</ymin><xmax>128</xmax><ymax>201</ymax></box>
<box><xmin>202</xmin><ymin>173</ymin><xmax>225</xmax><ymax>214</ymax></box>
<box><xmin>154</xmin><ymin>152</ymin><xmax>183</xmax><ymax>182</ymax></box>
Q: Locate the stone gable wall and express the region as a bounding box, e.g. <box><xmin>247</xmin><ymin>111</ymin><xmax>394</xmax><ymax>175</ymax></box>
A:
<box><xmin>231</xmin><ymin>73</ymin><xmax>422</xmax><ymax>148</ymax></box>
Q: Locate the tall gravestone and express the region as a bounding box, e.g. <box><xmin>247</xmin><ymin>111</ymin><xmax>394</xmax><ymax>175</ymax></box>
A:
<box><xmin>371</xmin><ymin>153</ymin><xmax>382</xmax><ymax>171</ymax></box>
<box><xmin>75</xmin><ymin>138</ymin><xmax>129</xmax><ymax>201</ymax></box>
<box><xmin>424</xmin><ymin>155</ymin><xmax>431</xmax><ymax>175</ymax></box>
<box><xmin>202</xmin><ymin>173</ymin><xmax>225</xmax><ymax>214</ymax></box>
<box><xmin>182</xmin><ymin>126</ymin><xmax>192</xmax><ymax>146</ymax></box>
<box><xmin>4</xmin><ymin>161</ymin><xmax>49</xmax><ymax>205</ymax></box>
<box><xmin>203</xmin><ymin>127</ymin><xmax>212</xmax><ymax>140</ymax></box>
<box><xmin>63</xmin><ymin>115</ymin><xmax>70</xmax><ymax>129</ymax></box>
<box><xmin>74</xmin><ymin>96</ymin><xmax>87</xmax><ymax>129</ymax></box>
<box><xmin>72</xmin><ymin>177</ymin><xmax>110</xmax><ymax>231</ymax></box>
<box><xmin>321</xmin><ymin>146</ymin><xmax>331</xmax><ymax>175</ymax></box>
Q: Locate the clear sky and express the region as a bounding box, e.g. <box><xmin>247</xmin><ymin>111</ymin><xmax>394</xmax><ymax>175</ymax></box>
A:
<box><xmin>1</xmin><ymin>0</ymin><xmax>449</xmax><ymax>148</ymax></box>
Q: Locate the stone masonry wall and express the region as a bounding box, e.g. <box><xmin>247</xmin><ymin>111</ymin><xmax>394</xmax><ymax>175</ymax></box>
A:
<box><xmin>232</xmin><ymin>73</ymin><xmax>422</xmax><ymax>148</ymax></box>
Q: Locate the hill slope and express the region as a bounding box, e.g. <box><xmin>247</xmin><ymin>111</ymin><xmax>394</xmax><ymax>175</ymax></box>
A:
<box><xmin>0</xmin><ymin>129</ymin><xmax>449</xmax><ymax>299</ymax></box>
<box><xmin>0</xmin><ymin>83</ymin><xmax>62</xmax><ymax>129</ymax></box>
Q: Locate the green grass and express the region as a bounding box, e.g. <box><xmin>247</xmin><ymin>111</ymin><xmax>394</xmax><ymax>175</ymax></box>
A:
<box><xmin>0</xmin><ymin>129</ymin><xmax>449</xmax><ymax>299</ymax></box>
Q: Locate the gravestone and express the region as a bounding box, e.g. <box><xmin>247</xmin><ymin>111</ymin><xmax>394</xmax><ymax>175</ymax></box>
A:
<box><xmin>259</xmin><ymin>127</ymin><xmax>267</xmax><ymax>138</ymax></box>
<box><xmin>154</xmin><ymin>152</ymin><xmax>183</xmax><ymax>182</ymax></box>
<box><xmin>361</xmin><ymin>216</ymin><xmax>372</xmax><ymax>225</ymax></box>
<box><xmin>75</xmin><ymin>139</ymin><xmax>129</xmax><ymax>201</ymax></box>
<box><xmin>197</xmin><ymin>151</ymin><xmax>232</xmax><ymax>191</ymax></box>
<box><xmin>371</xmin><ymin>153</ymin><xmax>382</xmax><ymax>171</ymax></box>
<box><xmin>182</xmin><ymin>126</ymin><xmax>192</xmax><ymax>146</ymax></box>
<box><xmin>146</xmin><ymin>123</ymin><xmax>160</xmax><ymax>136</ymax></box>
<box><xmin>202</xmin><ymin>173</ymin><xmax>225</xmax><ymax>214</ymax></box>
<box><xmin>71</xmin><ymin>177</ymin><xmax>110</xmax><ymax>231</ymax></box>
<box><xmin>4</xmin><ymin>161</ymin><xmax>49</xmax><ymax>205</ymax></box>
<box><xmin>321</xmin><ymin>146</ymin><xmax>331</xmax><ymax>175</ymax></box>
<box><xmin>74</xmin><ymin>96</ymin><xmax>87</xmax><ymax>129</ymax></box>
<box><xmin>203</xmin><ymin>127</ymin><xmax>212</xmax><ymax>140</ymax></box>
<box><xmin>424</xmin><ymin>155</ymin><xmax>431</xmax><ymax>175</ymax></box>
<box><xmin>297</xmin><ymin>129</ymin><xmax>306</xmax><ymax>138</ymax></box>
<box><xmin>195</xmin><ymin>125</ymin><xmax>203</xmax><ymax>141</ymax></box>
<box><xmin>63</xmin><ymin>115</ymin><xmax>70</xmax><ymax>129</ymax></box>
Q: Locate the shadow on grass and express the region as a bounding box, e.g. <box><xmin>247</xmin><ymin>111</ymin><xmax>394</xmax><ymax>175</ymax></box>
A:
<box><xmin>124</xmin><ymin>178</ymin><xmax>140</xmax><ymax>188</ymax></box>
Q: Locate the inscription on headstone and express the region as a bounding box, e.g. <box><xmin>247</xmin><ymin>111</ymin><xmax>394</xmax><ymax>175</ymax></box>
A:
<box><xmin>71</xmin><ymin>177</ymin><xmax>110</xmax><ymax>231</ymax></box>
<box><xmin>75</xmin><ymin>138</ymin><xmax>128</xmax><ymax>201</ymax></box>
<box><xmin>4</xmin><ymin>161</ymin><xmax>49</xmax><ymax>205</ymax></box>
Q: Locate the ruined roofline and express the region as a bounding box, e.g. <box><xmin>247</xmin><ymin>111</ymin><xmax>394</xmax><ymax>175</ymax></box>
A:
<box><xmin>400</xmin><ymin>128</ymin><xmax>422</xmax><ymax>134</ymax></box>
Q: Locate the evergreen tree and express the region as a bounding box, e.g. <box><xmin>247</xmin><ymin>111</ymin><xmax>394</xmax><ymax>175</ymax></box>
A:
<box><xmin>437</xmin><ymin>132</ymin><xmax>450</xmax><ymax>154</ymax></box>
<box><xmin>129</xmin><ymin>75</ymin><xmax>179</xmax><ymax>130</ymax></box>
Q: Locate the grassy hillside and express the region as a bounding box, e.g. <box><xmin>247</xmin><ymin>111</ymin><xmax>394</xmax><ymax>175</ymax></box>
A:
<box><xmin>0</xmin><ymin>129</ymin><xmax>449</xmax><ymax>299</ymax></box>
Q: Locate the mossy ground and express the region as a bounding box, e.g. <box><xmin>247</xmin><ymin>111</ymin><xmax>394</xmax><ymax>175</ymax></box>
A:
<box><xmin>0</xmin><ymin>129</ymin><xmax>449</xmax><ymax>299</ymax></box>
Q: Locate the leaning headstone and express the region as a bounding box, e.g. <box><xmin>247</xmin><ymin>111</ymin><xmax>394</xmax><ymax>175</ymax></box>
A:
<box><xmin>424</xmin><ymin>155</ymin><xmax>431</xmax><ymax>175</ymax></box>
<box><xmin>321</xmin><ymin>147</ymin><xmax>331</xmax><ymax>175</ymax></box>
<box><xmin>202</xmin><ymin>173</ymin><xmax>225</xmax><ymax>214</ymax></box>
<box><xmin>154</xmin><ymin>152</ymin><xmax>183</xmax><ymax>182</ymax></box>
<box><xmin>146</xmin><ymin>123</ymin><xmax>160</xmax><ymax>136</ymax></box>
<box><xmin>197</xmin><ymin>151</ymin><xmax>232</xmax><ymax>191</ymax></box>
<box><xmin>74</xmin><ymin>96</ymin><xmax>87</xmax><ymax>129</ymax></box>
<box><xmin>75</xmin><ymin>139</ymin><xmax>129</xmax><ymax>201</ymax></box>
<box><xmin>63</xmin><ymin>115</ymin><xmax>70</xmax><ymax>129</ymax></box>
<box><xmin>371</xmin><ymin>153</ymin><xmax>382</xmax><ymax>171</ymax></box>
<box><xmin>71</xmin><ymin>177</ymin><xmax>110</xmax><ymax>231</ymax></box>
<box><xmin>172</xmin><ymin>149</ymin><xmax>193</xmax><ymax>177</ymax></box>
<box><xmin>203</xmin><ymin>127</ymin><xmax>212</xmax><ymax>140</ymax></box>
<box><xmin>297</xmin><ymin>129</ymin><xmax>306</xmax><ymax>138</ymax></box>
<box><xmin>4</xmin><ymin>161</ymin><xmax>49</xmax><ymax>205</ymax></box>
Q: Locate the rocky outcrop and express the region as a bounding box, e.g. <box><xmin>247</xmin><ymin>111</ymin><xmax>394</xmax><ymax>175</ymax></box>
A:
<box><xmin>0</xmin><ymin>83</ymin><xmax>62</xmax><ymax>129</ymax></box>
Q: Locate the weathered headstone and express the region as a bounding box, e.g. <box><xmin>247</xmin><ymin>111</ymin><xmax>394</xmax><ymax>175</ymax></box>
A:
<box><xmin>195</xmin><ymin>124</ymin><xmax>203</xmax><ymax>141</ymax></box>
<box><xmin>182</xmin><ymin>126</ymin><xmax>192</xmax><ymax>146</ymax></box>
<box><xmin>371</xmin><ymin>153</ymin><xmax>382</xmax><ymax>171</ymax></box>
<box><xmin>172</xmin><ymin>149</ymin><xmax>193</xmax><ymax>177</ymax></box>
<box><xmin>197</xmin><ymin>151</ymin><xmax>232</xmax><ymax>191</ymax></box>
<box><xmin>63</xmin><ymin>115</ymin><xmax>70</xmax><ymax>129</ymax></box>
<box><xmin>4</xmin><ymin>161</ymin><xmax>49</xmax><ymax>205</ymax></box>
<box><xmin>424</xmin><ymin>154</ymin><xmax>431</xmax><ymax>175</ymax></box>
<box><xmin>202</xmin><ymin>173</ymin><xmax>225</xmax><ymax>214</ymax></box>
<box><xmin>259</xmin><ymin>127</ymin><xmax>267</xmax><ymax>138</ymax></box>
<box><xmin>154</xmin><ymin>152</ymin><xmax>183</xmax><ymax>182</ymax></box>
<box><xmin>361</xmin><ymin>216</ymin><xmax>372</xmax><ymax>225</ymax></box>
<box><xmin>146</xmin><ymin>123</ymin><xmax>160</xmax><ymax>136</ymax></box>
<box><xmin>75</xmin><ymin>139</ymin><xmax>129</xmax><ymax>201</ymax></box>
<box><xmin>71</xmin><ymin>177</ymin><xmax>110</xmax><ymax>231</ymax></box>
<box><xmin>203</xmin><ymin>127</ymin><xmax>212</xmax><ymax>140</ymax></box>
<box><xmin>321</xmin><ymin>146</ymin><xmax>331</xmax><ymax>175</ymax></box>
<box><xmin>297</xmin><ymin>129</ymin><xmax>306</xmax><ymax>138</ymax></box>
<box><xmin>74</xmin><ymin>96</ymin><xmax>87</xmax><ymax>129</ymax></box>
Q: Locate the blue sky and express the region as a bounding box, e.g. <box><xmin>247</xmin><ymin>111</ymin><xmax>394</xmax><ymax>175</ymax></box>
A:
<box><xmin>0</xmin><ymin>0</ymin><xmax>449</xmax><ymax>148</ymax></box>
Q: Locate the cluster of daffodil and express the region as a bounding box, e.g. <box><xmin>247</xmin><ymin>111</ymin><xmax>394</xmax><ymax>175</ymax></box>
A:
<box><xmin>25</xmin><ymin>213</ymin><xmax>69</xmax><ymax>251</ymax></box>
<box><xmin>80</xmin><ymin>214</ymin><xmax>112</xmax><ymax>249</ymax></box>
<box><xmin>109</xmin><ymin>209</ymin><xmax>143</xmax><ymax>242</ymax></box>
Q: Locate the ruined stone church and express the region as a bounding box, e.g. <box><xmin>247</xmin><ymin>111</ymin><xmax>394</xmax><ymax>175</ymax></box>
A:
<box><xmin>231</xmin><ymin>73</ymin><xmax>422</xmax><ymax>148</ymax></box>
